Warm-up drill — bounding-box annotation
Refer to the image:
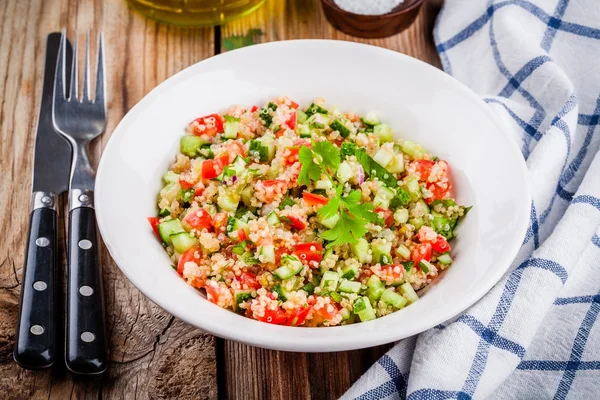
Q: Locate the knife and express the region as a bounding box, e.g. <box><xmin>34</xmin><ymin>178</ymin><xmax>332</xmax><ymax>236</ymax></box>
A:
<box><xmin>13</xmin><ymin>33</ymin><xmax>72</xmax><ymax>370</ymax></box>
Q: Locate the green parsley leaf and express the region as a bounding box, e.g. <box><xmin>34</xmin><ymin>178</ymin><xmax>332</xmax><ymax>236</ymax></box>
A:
<box><xmin>312</xmin><ymin>140</ymin><xmax>340</xmax><ymax>173</ymax></box>
<box><xmin>297</xmin><ymin>146</ymin><xmax>321</xmax><ymax>186</ymax></box>
<box><xmin>316</xmin><ymin>196</ymin><xmax>340</xmax><ymax>220</ymax></box>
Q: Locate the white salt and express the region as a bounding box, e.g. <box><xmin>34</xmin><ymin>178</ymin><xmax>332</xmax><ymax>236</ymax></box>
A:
<box><xmin>334</xmin><ymin>0</ymin><xmax>404</xmax><ymax>16</ymax></box>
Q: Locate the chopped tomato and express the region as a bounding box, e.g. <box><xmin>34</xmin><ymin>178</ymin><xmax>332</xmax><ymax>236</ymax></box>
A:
<box><xmin>285</xmin><ymin>110</ymin><xmax>296</xmax><ymax>129</ymax></box>
<box><xmin>212</xmin><ymin>212</ymin><xmax>229</xmax><ymax>231</ymax></box>
<box><xmin>190</xmin><ymin>114</ymin><xmax>224</xmax><ymax>137</ymax></box>
<box><xmin>184</xmin><ymin>208</ymin><xmax>213</xmax><ymax>231</ymax></box>
<box><xmin>262</xmin><ymin>179</ymin><xmax>285</xmax><ymax>187</ymax></box>
<box><xmin>286</xmin><ymin>216</ymin><xmax>307</xmax><ymax>230</ymax></box>
<box><xmin>411</xmin><ymin>243</ymin><xmax>432</xmax><ymax>267</ymax></box>
<box><xmin>293</xmin><ymin>242</ymin><xmax>323</xmax><ymax>264</ymax></box>
<box><xmin>289</xmin><ymin>100</ymin><xmax>299</xmax><ymax>109</ymax></box>
<box><xmin>316</xmin><ymin>302</ymin><xmax>338</xmax><ymax>320</ymax></box>
<box><xmin>202</xmin><ymin>160</ymin><xmax>220</xmax><ymax>180</ymax></box>
<box><xmin>179</xmin><ymin>175</ymin><xmax>195</xmax><ymax>190</ymax></box>
<box><xmin>275</xmin><ymin>247</ymin><xmax>291</xmax><ymax>264</ymax></box>
<box><xmin>375</xmin><ymin>208</ymin><xmax>394</xmax><ymax>227</ymax></box>
<box><xmin>237</xmin><ymin>229</ymin><xmax>247</xmax><ymax>242</ymax></box>
<box><xmin>412</xmin><ymin>160</ymin><xmax>436</xmax><ymax>181</ymax></box>
<box><xmin>287</xmin><ymin>305</ymin><xmax>311</xmax><ymax>326</ymax></box>
<box><xmin>194</xmin><ymin>187</ymin><xmax>205</xmax><ymax>197</ymax></box>
<box><xmin>256</xmin><ymin>307</ymin><xmax>288</xmax><ymax>325</ymax></box>
<box><xmin>147</xmin><ymin>217</ymin><xmax>160</xmax><ymax>239</ymax></box>
<box><xmin>225</xmin><ymin>141</ymin><xmax>247</xmax><ymax>159</ymax></box>
<box><xmin>426</xmin><ymin>182</ymin><xmax>450</xmax><ymax>204</ymax></box>
<box><xmin>205</xmin><ymin>282</ymin><xmax>221</xmax><ymax>304</ymax></box>
<box><xmin>250</xmin><ymin>105</ymin><xmax>258</xmax><ymax>113</ymax></box>
<box><xmin>302</xmin><ymin>192</ymin><xmax>329</xmax><ymax>206</ymax></box>
<box><xmin>275</xmin><ymin>128</ymin><xmax>286</xmax><ymax>137</ymax></box>
<box><xmin>237</xmin><ymin>272</ymin><xmax>261</xmax><ymax>290</ymax></box>
<box><xmin>177</xmin><ymin>246</ymin><xmax>200</xmax><ymax>275</ymax></box>
<box><xmin>283</xmin><ymin>147</ymin><xmax>300</xmax><ymax>166</ymax></box>
<box><xmin>431</xmin><ymin>235</ymin><xmax>450</xmax><ymax>253</ymax></box>
<box><xmin>216</xmin><ymin>153</ymin><xmax>231</xmax><ymax>169</ymax></box>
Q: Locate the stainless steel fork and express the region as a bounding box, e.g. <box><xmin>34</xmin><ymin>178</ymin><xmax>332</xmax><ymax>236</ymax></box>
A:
<box><xmin>53</xmin><ymin>31</ymin><xmax>108</xmax><ymax>375</ymax></box>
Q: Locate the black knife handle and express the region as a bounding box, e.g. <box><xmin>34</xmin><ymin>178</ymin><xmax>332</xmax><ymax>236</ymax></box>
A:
<box><xmin>66</xmin><ymin>206</ymin><xmax>108</xmax><ymax>375</ymax></box>
<box><xmin>14</xmin><ymin>207</ymin><xmax>58</xmax><ymax>369</ymax></box>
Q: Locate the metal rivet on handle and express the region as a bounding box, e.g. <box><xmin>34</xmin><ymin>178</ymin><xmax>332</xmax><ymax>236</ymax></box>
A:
<box><xmin>79</xmin><ymin>194</ymin><xmax>89</xmax><ymax>204</ymax></box>
<box><xmin>78</xmin><ymin>239</ymin><xmax>92</xmax><ymax>250</ymax></box>
<box><xmin>41</xmin><ymin>196</ymin><xmax>53</xmax><ymax>206</ymax></box>
<box><xmin>79</xmin><ymin>285</ymin><xmax>94</xmax><ymax>296</ymax></box>
<box><xmin>33</xmin><ymin>281</ymin><xmax>47</xmax><ymax>291</ymax></box>
<box><xmin>81</xmin><ymin>331</ymin><xmax>95</xmax><ymax>343</ymax></box>
<box><xmin>30</xmin><ymin>325</ymin><xmax>44</xmax><ymax>335</ymax></box>
<box><xmin>36</xmin><ymin>237</ymin><xmax>50</xmax><ymax>247</ymax></box>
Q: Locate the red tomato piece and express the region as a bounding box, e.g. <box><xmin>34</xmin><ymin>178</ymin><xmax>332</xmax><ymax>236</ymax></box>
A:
<box><xmin>287</xmin><ymin>305</ymin><xmax>311</xmax><ymax>326</ymax></box>
<box><xmin>190</xmin><ymin>114</ymin><xmax>224</xmax><ymax>137</ymax></box>
<box><xmin>262</xmin><ymin>179</ymin><xmax>285</xmax><ymax>187</ymax></box>
<box><xmin>285</xmin><ymin>111</ymin><xmax>296</xmax><ymax>129</ymax></box>
<box><xmin>179</xmin><ymin>175</ymin><xmax>195</xmax><ymax>190</ymax></box>
<box><xmin>316</xmin><ymin>302</ymin><xmax>338</xmax><ymax>320</ymax></box>
<box><xmin>286</xmin><ymin>216</ymin><xmax>307</xmax><ymax>230</ymax></box>
<box><xmin>275</xmin><ymin>247</ymin><xmax>290</xmax><ymax>264</ymax></box>
<box><xmin>411</xmin><ymin>243</ymin><xmax>432</xmax><ymax>267</ymax></box>
<box><xmin>225</xmin><ymin>141</ymin><xmax>247</xmax><ymax>159</ymax></box>
<box><xmin>212</xmin><ymin>212</ymin><xmax>229</xmax><ymax>231</ymax></box>
<box><xmin>194</xmin><ymin>187</ymin><xmax>205</xmax><ymax>197</ymax></box>
<box><xmin>250</xmin><ymin>105</ymin><xmax>258</xmax><ymax>113</ymax></box>
<box><xmin>375</xmin><ymin>208</ymin><xmax>394</xmax><ymax>227</ymax></box>
<box><xmin>202</xmin><ymin>160</ymin><xmax>219</xmax><ymax>180</ymax></box>
<box><xmin>293</xmin><ymin>242</ymin><xmax>323</xmax><ymax>264</ymax></box>
<box><xmin>177</xmin><ymin>246</ymin><xmax>200</xmax><ymax>275</ymax></box>
<box><xmin>205</xmin><ymin>282</ymin><xmax>221</xmax><ymax>304</ymax></box>
<box><xmin>283</xmin><ymin>147</ymin><xmax>299</xmax><ymax>166</ymax></box>
<box><xmin>184</xmin><ymin>208</ymin><xmax>213</xmax><ymax>231</ymax></box>
<box><xmin>426</xmin><ymin>182</ymin><xmax>450</xmax><ymax>204</ymax></box>
<box><xmin>412</xmin><ymin>160</ymin><xmax>436</xmax><ymax>181</ymax></box>
<box><xmin>147</xmin><ymin>217</ymin><xmax>160</xmax><ymax>239</ymax></box>
<box><xmin>237</xmin><ymin>272</ymin><xmax>261</xmax><ymax>290</ymax></box>
<box><xmin>237</xmin><ymin>229</ymin><xmax>247</xmax><ymax>242</ymax></box>
<box><xmin>289</xmin><ymin>100</ymin><xmax>299</xmax><ymax>109</ymax></box>
<box><xmin>431</xmin><ymin>235</ymin><xmax>450</xmax><ymax>253</ymax></box>
<box><xmin>216</xmin><ymin>153</ymin><xmax>231</xmax><ymax>169</ymax></box>
<box><xmin>302</xmin><ymin>192</ymin><xmax>329</xmax><ymax>206</ymax></box>
<box><xmin>256</xmin><ymin>308</ymin><xmax>288</xmax><ymax>325</ymax></box>
<box><xmin>275</xmin><ymin>128</ymin><xmax>286</xmax><ymax>138</ymax></box>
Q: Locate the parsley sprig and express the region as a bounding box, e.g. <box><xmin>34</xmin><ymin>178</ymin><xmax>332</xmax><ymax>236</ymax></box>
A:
<box><xmin>298</xmin><ymin>140</ymin><xmax>382</xmax><ymax>246</ymax></box>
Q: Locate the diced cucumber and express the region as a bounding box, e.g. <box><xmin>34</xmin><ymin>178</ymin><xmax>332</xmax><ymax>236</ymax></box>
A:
<box><xmin>373</xmin><ymin>148</ymin><xmax>394</xmax><ymax>167</ymax></box>
<box><xmin>163</xmin><ymin>170</ymin><xmax>180</xmax><ymax>184</ymax></box>
<box><xmin>158</xmin><ymin>219</ymin><xmax>185</xmax><ymax>245</ymax></box>
<box><xmin>240</xmin><ymin>185</ymin><xmax>254</xmax><ymax>207</ymax></box>
<box><xmin>223</xmin><ymin>116</ymin><xmax>240</xmax><ymax>139</ymax></box>
<box><xmin>226</xmin><ymin>217</ymin><xmax>249</xmax><ymax>239</ymax></box>
<box><xmin>353</xmin><ymin>296</ymin><xmax>376</xmax><ymax>322</ymax></box>
<box><xmin>402</xmin><ymin>140</ymin><xmax>427</xmax><ymax>159</ymax></box>
<box><xmin>297</xmin><ymin>110</ymin><xmax>308</xmax><ymax>124</ymax></box>
<box><xmin>307</xmin><ymin>112</ymin><xmax>330</xmax><ymax>129</ymax></box>
<box><xmin>249</xmin><ymin>139</ymin><xmax>273</xmax><ymax>162</ymax></box>
<box><xmin>317</xmin><ymin>213</ymin><xmax>340</xmax><ymax>229</ymax></box>
<box><xmin>373</xmin><ymin>186</ymin><xmax>395</xmax><ymax>209</ymax></box>
<box><xmin>320</xmin><ymin>271</ymin><xmax>340</xmax><ymax>292</ymax></box>
<box><xmin>330</xmin><ymin>119</ymin><xmax>351</xmax><ymax>138</ymax></box>
<box><xmin>394</xmin><ymin>208</ymin><xmax>409</xmax><ymax>224</ymax></box>
<box><xmin>160</xmin><ymin>182</ymin><xmax>182</xmax><ymax>204</ymax></box>
<box><xmin>409</xmin><ymin>217</ymin><xmax>425</xmax><ymax>229</ymax></box>
<box><xmin>217</xmin><ymin>188</ymin><xmax>240</xmax><ymax>212</ymax></box>
<box><xmin>230</xmin><ymin>156</ymin><xmax>247</xmax><ymax>176</ymax></box>
<box><xmin>351</xmin><ymin>238</ymin><xmax>372</xmax><ymax>264</ymax></box>
<box><xmin>273</xmin><ymin>265</ymin><xmax>294</xmax><ymax>280</ymax></box>
<box><xmin>315</xmin><ymin>179</ymin><xmax>333</xmax><ymax>190</ymax></box>
<box><xmin>340</xmin><ymin>142</ymin><xmax>357</xmax><ymax>159</ymax></box>
<box><xmin>170</xmin><ymin>232</ymin><xmax>197</xmax><ymax>253</ymax></box>
<box><xmin>397</xmin><ymin>244</ymin><xmax>411</xmax><ymax>259</ymax></box>
<box><xmin>419</xmin><ymin>260</ymin><xmax>434</xmax><ymax>274</ymax></box>
<box><xmin>181</xmin><ymin>188</ymin><xmax>195</xmax><ymax>203</ymax></box>
<box><xmin>259</xmin><ymin>244</ymin><xmax>276</xmax><ymax>264</ymax></box>
<box><xmin>340</xmin><ymin>307</ymin><xmax>351</xmax><ymax>321</ymax></box>
<box><xmin>400</xmin><ymin>282</ymin><xmax>419</xmax><ymax>304</ymax></box>
<box><xmin>336</xmin><ymin>161</ymin><xmax>353</xmax><ymax>184</ymax></box>
<box><xmin>330</xmin><ymin>292</ymin><xmax>342</xmax><ymax>303</ymax></box>
<box><xmin>297</xmin><ymin>123</ymin><xmax>311</xmax><ymax>138</ymax></box>
<box><xmin>413</xmin><ymin>200</ymin><xmax>431</xmax><ymax>217</ymax></box>
<box><xmin>380</xmin><ymin>289</ymin><xmax>408</xmax><ymax>309</ymax></box>
<box><xmin>258</xmin><ymin>107</ymin><xmax>273</xmax><ymax>127</ymax></box>
<box><xmin>180</xmin><ymin>136</ymin><xmax>206</xmax><ymax>157</ymax></box>
<box><xmin>339</xmin><ymin>279</ymin><xmax>362</xmax><ymax>293</ymax></box>
<box><xmin>158</xmin><ymin>208</ymin><xmax>171</xmax><ymax>217</ymax></box>
<box><xmin>282</xmin><ymin>254</ymin><xmax>303</xmax><ymax>274</ymax></box>
<box><xmin>386</xmin><ymin>155</ymin><xmax>405</xmax><ymax>173</ymax></box>
<box><xmin>373</xmin><ymin>124</ymin><xmax>394</xmax><ymax>142</ymax></box>
<box><xmin>371</xmin><ymin>240</ymin><xmax>393</xmax><ymax>264</ymax></box>
<box><xmin>341</xmin><ymin>263</ymin><xmax>360</xmax><ymax>280</ymax></box>
<box><xmin>361</xmin><ymin>112</ymin><xmax>380</xmax><ymax>126</ymax></box>
<box><xmin>366</xmin><ymin>275</ymin><xmax>385</xmax><ymax>301</ymax></box>
<box><xmin>272</xmin><ymin>284</ymin><xmax>287</xmax><ymax>302</ymax></box>
<box><xmin>233</xmin><ymin>289</ymin><xmax>253</xmax><ymax>312</ymax></box>
<box><xmin>437</xmin><ymin>253</ymin><xmax>453</xmax><ymax>265</ymax></box>
<box><xmin>301</xmin><ymin>282</ymin><xmax>315</xmax><ymax>295</ymax></box>
<box><xmin>406</xmin><ymin>177</ymin><xmax>420</xmax><ymax>197</ymax></box>
<box><xmin>267</xmin><ymin>211</ymin><xmax>281</xmax><ymax>226</ymax></box>
<box><xmin>305</xmin><ymin>103</ymin><xmax>329</xmax><ymax>117</ymax></box>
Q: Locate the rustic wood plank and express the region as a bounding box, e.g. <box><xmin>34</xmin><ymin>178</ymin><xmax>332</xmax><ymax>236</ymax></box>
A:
<box><xmin>0</xmin><ymin>0</ymin><xmax>217</xmax><ymax>398</ymax></box>
<box><xmin>219</xmin><ymin>0</ymin><xmax>441</xmax><ymax>399</ymax></box>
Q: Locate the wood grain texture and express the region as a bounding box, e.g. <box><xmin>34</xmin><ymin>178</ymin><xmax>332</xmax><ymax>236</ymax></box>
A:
<box><xmin>0</xmin><ymin>0</ymin><xmax>217</xmax><ymax>399</ymax></box>
<box><xmin>219</xmin><ymin>1</ymin><xmax>442</xmax><ymax>399</ymax></box>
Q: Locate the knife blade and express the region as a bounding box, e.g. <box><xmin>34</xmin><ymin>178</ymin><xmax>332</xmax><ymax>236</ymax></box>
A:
<box><xmin>14</xmin><ymin>32</ymin><xmax>72</xmax><ymax>370</ymax></box>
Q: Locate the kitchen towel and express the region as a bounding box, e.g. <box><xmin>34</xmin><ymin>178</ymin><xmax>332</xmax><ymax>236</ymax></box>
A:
<box><xmin>343</xmin><ymin>1</ymin><xmax>600</xmax><ymax>398</ymax></box>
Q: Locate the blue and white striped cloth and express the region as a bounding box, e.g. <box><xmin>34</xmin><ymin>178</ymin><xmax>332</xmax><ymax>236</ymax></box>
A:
<box><xmin>343</xmin><ymin>1</ymin><xmax>600</xmax><ymax>399</ymax></box>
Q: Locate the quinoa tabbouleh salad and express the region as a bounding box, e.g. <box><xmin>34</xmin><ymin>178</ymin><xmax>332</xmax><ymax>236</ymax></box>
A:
<box><xmin>148</xmin><ymin>97</ymin><xmax>470</xmax><ymax>327</ymax></box>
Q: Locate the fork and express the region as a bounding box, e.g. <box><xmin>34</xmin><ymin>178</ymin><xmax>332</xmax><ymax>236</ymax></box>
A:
<box><xmin>53</xmin><ymin>31</ymin><xmax>108</xmax><ymax>375</ymax></box>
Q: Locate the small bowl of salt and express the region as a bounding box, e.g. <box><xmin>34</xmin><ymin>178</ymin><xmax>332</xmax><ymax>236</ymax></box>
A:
<box><xmin>321</xmin><ymin>0</ymin><xmax>425</xmax><ymax>38</ymax></box>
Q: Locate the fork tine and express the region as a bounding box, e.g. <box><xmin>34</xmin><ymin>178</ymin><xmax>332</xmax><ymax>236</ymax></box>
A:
<box><xmin>82</xmin><ymin>31</ymin><xmax>90</xmax><ymax>102</ymax></box>
<box><xmin>69</xmin><ymin>34</ymin><xmax>78</xmax><ymax>101</ymax></box>
<box><xmin>94</xmin><ymin>32</ymin><xmax>105</xmax><ymax>107</ymax></box>
<box><xmin>55</xmin><ymin>31</ymin><xmax>67</xmax><ymax>101</ymax></box>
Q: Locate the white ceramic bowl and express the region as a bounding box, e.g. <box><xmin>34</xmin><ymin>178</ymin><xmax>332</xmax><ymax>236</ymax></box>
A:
<box><xmin>96</xmin><ymin>40</ymin><xmax>530</xmax><ymax>352</ymax></box>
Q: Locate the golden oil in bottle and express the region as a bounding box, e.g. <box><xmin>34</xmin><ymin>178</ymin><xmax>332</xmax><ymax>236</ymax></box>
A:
<box><xmin>126</xmin><ymin>0</ymin><xmax>266</xmax><ymax>27</ymax></box>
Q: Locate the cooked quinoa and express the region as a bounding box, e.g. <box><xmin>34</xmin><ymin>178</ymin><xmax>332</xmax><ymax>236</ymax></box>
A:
<box><xmin>148</xmin><ymin>97</ymin><xmax>470</xmax><ymax>326</ymax></box>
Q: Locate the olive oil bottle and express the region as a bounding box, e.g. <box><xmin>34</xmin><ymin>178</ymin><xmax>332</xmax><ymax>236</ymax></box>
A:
<box><xmin>126</xmin><ymin>0</ymin><xmax>266</xmax><ymax>27</ymax></box>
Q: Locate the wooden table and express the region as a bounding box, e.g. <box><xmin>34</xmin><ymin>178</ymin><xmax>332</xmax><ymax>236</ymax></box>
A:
<box><xmin>0</xmin><ymin>0</ymin><xmax>441</xmax><ymax>398</ymax></box>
